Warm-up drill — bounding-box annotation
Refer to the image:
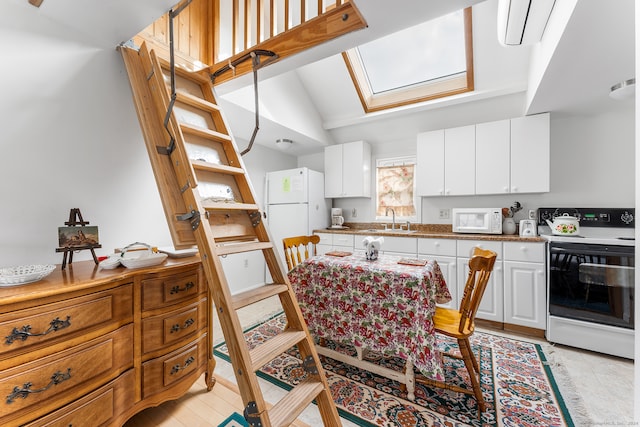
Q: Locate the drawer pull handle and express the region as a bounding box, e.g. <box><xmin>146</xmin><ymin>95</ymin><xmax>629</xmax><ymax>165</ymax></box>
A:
<box><xmin>170</xmin><ymin>356</ymin><xmax>195</xmax><ymax>375</ymax></box>
<box><xmin>170</xmin><ymin>318</ymin><xmax>195</xmax><ymax>333</ymax></box>
<box><xmin>170</xmin><ymin>281</ymin><xmax>195</xmax><ymax>294</ymax></box>
<box><xmin>6</xmin><ymin>368</ymin><xmax>72</xmax><ymax>404</ymax></box>
<box><xmin>5</xmin><ymin>316</ymin><xmax>72</xmax><ymax>344</ymax></box>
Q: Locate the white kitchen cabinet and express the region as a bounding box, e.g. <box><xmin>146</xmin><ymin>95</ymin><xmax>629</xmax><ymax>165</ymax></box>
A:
<box><xmin>456</xmin><ymin>240</ymin><xmax>503</xmax><ymax>323</ymax></box>
<box><xmin>315</xmin><ymin>232</ymin><xmax>333</xmax><ymax>255</ymax></box>
<box><xmin>314</xmin><ymin>232</ymin><xmax>355</xmax><ymax>254</ymax></box>
<box><xmin>324</xmin><ymin>141</ymin><xmax>371</xmax><ymax>198</ymax></box>
<box><xmin>510</xmin><ymin>113</ymin><xmax>550</xmax><ymax>193</ymax></box>
<box><xmin>503</xmin><ymin>241</ymin><xmax>546</xmax><ymax>330</ymax></box>
<box><xmin>378</xmin><ymin>236</ymin><xmax>418</xmax><ymax>256</ymax></box>
<box><xmin>416</xmin><ymin>130</ymin><xmax>445</xmax><ymax>196</ymax></box>
<box><xmin>418</xmin><ymin>238</ymin><xmax>457</xmax><ymax>309</ymax></box>
<box><xmin>444</xmin><ymin>125</ymin><xmax>475</xmax><ymax>196</ymax></box>
<box><xmin>475</xmin><ymin>119</ymin><xmax>510</xmax><ymax>194</ymax></box>
<box><xmin>418</xmin><ymin>114</ymin><xmax>550</xmax><ymax>197</ymax></box>
<box><xmin>416</xmin><ymin>126</ymin><xmax>474</xmax><ymax>196</ymax></box>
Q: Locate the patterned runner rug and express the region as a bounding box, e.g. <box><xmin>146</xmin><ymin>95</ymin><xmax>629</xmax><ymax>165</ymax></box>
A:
<box><xmin>214</xmin><ymin>313</ymin><xmax>575</xmax><ymax>427</ymax></box>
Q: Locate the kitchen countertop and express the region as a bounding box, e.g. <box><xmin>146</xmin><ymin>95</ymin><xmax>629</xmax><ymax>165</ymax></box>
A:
<box><xmin>315</xmin><ymin>222</ymin><xmax>546</xmax><ymax>243</ymax></box>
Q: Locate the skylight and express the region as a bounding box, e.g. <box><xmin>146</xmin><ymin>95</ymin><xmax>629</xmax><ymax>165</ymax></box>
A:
<box><xmin>343</xmin><ymin>8</ymin><xmax>473</xmax><ymax>112</ymax></box>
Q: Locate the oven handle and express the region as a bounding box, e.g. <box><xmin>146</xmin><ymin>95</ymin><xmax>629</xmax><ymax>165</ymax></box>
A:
<box><xmin>550</xmin><ymin>246</ymin><xmax>634</xmax><ymax>258</ymax></box>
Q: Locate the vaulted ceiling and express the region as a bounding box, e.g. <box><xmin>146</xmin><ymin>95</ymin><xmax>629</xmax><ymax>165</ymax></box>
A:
<box><xmin>16</xmin><ymin>0</ymin><xmax>635</xmax><ymax>157</ymax></box>
<box><xmin>216</xmin><ymin>0</ymin><xmax>635</xmax><ymax>156</ymax></box>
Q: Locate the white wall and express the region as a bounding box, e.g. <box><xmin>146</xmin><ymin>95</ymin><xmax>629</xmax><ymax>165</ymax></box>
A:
<box><xmin>0</xmin><ymin>19</ymin><xmax>299</xmax><ymax>269</ymax></box>
<box><xmin>332</xmin><ymin>109</ymin><xmax>635</xmax><ymax>224</ymax></box>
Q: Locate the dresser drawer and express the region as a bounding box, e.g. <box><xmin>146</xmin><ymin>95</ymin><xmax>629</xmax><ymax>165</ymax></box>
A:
<box><xmin>0</xmin><ymin>324</ymin><xmax>133</xmax><ymax>425</ymax></box>
<box><xmin>0</xmin><ymin>285</ymin><xmax>133</xmax><ymax>360</ymax></box>
<box><xmin>141</xmin><ymin>269</ymin><xmax>202</xmax><ymax>311</ymax></box>
<box><xmin>142</xmin><ymin>333</ymin><xmax>208</xmax><ymax>398</ymax></box>
<box><xmin>22</xmin><ymin>369</ymin><xmax>135</xmax><ymax>427</ymax></box>
<box><xmin>141</xmin><ymin>298</ymin><xmax>207</xmax><ymax>355</ymax></box>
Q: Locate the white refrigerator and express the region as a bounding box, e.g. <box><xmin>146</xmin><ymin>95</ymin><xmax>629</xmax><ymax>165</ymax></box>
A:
<box><xmin>266</xmin><ymin>167</ymin><xmax>330</xmax><ymax>271</ymax></box>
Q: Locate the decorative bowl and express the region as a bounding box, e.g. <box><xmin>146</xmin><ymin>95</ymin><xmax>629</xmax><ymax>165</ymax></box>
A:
<box><xmin>0</xmin><ymin>264</ymin><xmax>56</xmax><ymax>286</ymax></box>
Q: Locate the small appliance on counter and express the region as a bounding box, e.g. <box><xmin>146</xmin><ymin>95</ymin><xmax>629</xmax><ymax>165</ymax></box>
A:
<box><xmin>519</xmin><ymin>219</ymin><xmax>537</xmax><ymax>237</ymax></box>
<box><xmin>451</xmin><ymin>208</ymin><xmax>502</xmax><ymax>234</ymax></box>
<box><xmin>331</xmin><ymin>208</ymin><xmax>345</xmax><ymax>228</ymax></box>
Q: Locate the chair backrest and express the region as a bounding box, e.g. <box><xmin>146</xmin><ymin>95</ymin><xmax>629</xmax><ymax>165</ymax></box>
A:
<box><xmin>282</xmin><ymin>235</ymin><xmax>320</xmax><ymax>270</ymax></box>
<box><xmin>458</xmin><ymin>247</ymin><xmax>498</xmax><ymax>333</ymax></box>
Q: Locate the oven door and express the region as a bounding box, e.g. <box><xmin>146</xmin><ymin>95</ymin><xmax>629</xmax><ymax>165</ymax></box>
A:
<box><xmin>548</xmin><ymin>242</ymin><xmax>634</xmax><ymax>329</ymax></box>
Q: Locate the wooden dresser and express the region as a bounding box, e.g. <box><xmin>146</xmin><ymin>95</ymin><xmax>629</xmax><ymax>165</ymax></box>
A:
<box><xmin>0</xmin><ymin>257</ymin><xmax>214</xmax><ymax>426</ymax></box>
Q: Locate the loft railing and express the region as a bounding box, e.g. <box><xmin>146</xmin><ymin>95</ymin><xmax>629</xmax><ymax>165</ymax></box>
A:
<box><xmin>135</xmin><ymin>0</ymin><xmax>365</xmax><ymax>83</ymax></box>
<box><xmin>214</xmin><ymin>0</ymin><xmax>346</xmax><ymax>63</ymax></box>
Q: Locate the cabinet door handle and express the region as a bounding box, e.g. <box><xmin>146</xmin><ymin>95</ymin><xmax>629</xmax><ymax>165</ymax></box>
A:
<box><xmin>6</xmin><ymin>368</ymin><xmax>72</xmax><ymax>403</ymax></box>
<box><xmin>170</xmin><ymin>356</ymin><xmax>195</xmax><ymax>375</ymax></box>
<box><xmin>5</xmin><ymin>316</ymin><xmax>72</xmax><ymax>344</ymax></box>
<box><xmin>170</xmin><ymin>281</ymin><xmax>195</xmax><ymax>294</ymax></box>
<box><xmin>170</xmin><ymin>318</ymin><xmax>195</xmax><ymax>333</ymax></box>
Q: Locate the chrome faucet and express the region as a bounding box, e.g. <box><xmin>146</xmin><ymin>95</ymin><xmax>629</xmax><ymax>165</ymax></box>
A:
<box><xmin>385</xmin><ymin>207</ymin><xmax>397</xmax><ymax>230</ymax></box>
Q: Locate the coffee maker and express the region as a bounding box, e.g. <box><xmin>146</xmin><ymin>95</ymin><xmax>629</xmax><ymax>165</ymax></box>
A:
<box><xmin>331</xmin><ymin>208</ymin><xmax>344</xmax><ymax>228</ymax></box>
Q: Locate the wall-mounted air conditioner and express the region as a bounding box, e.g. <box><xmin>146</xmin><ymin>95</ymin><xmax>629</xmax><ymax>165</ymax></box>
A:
<box><xmin>497</xmin><ymin>0</ymin><xmax>556</xmax><ymax>46</ymax></box>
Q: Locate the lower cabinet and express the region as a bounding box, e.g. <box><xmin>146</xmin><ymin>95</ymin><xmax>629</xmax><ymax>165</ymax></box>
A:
<box><xmin>503</xmin><ymin>242</ymin><xmax>546</xmax><ymax>330</ymax></box>
<box><xmin>315</xmin><ymin>231</ymin><xmax>547</xmax><ymax>333</ymax></box>
<box><xmin>315</xmin><ymin>232</ymin><xmax>354</xmax><ymax>254</ymax></box>
<box><xmin>456</xmin><ymin>240</ymin><xmax>504</xmax><ymax>324</ymax></box>
<box><xmin>418</xmin><ymin>238</ymin><xmax>458</xmax><ymax>310</ymax></box>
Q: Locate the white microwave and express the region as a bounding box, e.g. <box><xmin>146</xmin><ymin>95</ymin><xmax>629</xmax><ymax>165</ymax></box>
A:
<box><xmin>452</xmin><ymin>208</ymin><xmax>503</xmax><ymax>234</ymax></box>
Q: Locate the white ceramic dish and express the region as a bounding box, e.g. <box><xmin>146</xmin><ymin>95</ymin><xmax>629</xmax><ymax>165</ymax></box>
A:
<box><xmin>0</xmin><ymin>264</ymin><xmax>56</xmax><ymax>286</ymax></box>
<box><xmin>120</xmin><ymin>253</ymin><xmax>168</xmax><ymax>269</ymax></box>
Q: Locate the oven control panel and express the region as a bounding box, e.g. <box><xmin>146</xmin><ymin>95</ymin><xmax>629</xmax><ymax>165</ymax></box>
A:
<box><xmin>538</xmin><ymin>207</ymin><xmax>635</xmax><ymax>228</ymax></box>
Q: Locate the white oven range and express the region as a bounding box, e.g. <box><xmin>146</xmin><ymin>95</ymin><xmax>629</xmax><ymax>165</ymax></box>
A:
<box><xmin>538</xmin><ymin>207</ymin><xmax>635</xmax><ymax>359</ymax></box>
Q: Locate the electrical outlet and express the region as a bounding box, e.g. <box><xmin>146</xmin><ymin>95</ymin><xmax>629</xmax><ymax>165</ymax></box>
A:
<box><xmin>528</xmin><ymin>209</ymin><xmax>537</xmax><ymax>220</ymax></box>
<box><xmin>243</xmin><ymin>259</ymin><xmax>249</xmax><ymax>268</ymax></box>
<box><xmin>352</xmin><ymin>208</ymin><xmax>357</xmax><ymax>218</ymax></box>
<box><xmin>439</xmin><ymin>209</ymin><xmax>450</xmax><ymax>219</ymax></box>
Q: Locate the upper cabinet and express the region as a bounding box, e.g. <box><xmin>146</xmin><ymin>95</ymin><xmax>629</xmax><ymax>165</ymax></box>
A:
<box><xmin>510</xmin><ymin>113</ymin><xmax>550</xmax><ymax>193</ymax></box>
<box><xmin>416</xmin><ymin>126</ymin><xmax>475</xmax><ymax>196</ymax></box>
<box><xmin>418</xmin><ymin>113</ymin><xmax>550</xmax><ymax>197</ymax></box>
<box><xmin>324</xmin><ymin>141</ymin><xmax>372</xmax><ymax>198</ymax></box>
<box><xmin>444</xmin><ymin>125</ymin><xmax>476</xmax><ymax>196</ymax></box>
<box><xmin>476</xmin><ymin>119</ymin><xmax>510</xmax><ymax>194</ymax></box>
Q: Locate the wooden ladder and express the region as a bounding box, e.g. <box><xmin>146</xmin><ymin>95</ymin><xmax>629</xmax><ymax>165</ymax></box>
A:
<box><xmin>121</xmin><ymin>43</ymin><xmax>341</xmax><ymax>427</ymax></box>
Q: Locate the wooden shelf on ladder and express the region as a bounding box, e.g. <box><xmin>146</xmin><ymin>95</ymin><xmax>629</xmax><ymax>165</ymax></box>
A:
<box><xmin>121</xmin><ymin>41</ymin><xmax>341</xmax><ymax>427</ymax></box>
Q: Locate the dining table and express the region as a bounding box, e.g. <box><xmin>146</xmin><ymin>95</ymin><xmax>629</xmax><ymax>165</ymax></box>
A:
<box><xmin>288</xmin><ymin>251</ymin><xmax>452</xmax><ymax>401</ymax></box>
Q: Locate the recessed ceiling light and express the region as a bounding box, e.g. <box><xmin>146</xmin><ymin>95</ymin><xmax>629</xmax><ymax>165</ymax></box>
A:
<box><xmin>609</xmin><ymin>78</ymin><xmax>635</xmax><ymax>100</ymax></box>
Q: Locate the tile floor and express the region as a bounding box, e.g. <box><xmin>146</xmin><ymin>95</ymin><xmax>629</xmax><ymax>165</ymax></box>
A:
<box><xmin>212</xmin><ymin>296</ymin><xmax>634</xmax><ymax>426</ymax></box>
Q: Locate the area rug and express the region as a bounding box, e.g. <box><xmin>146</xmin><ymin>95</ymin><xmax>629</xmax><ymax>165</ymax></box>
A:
<box><xmin>214</xmin><ymin>313</ymin><xmax>575</xmax><ymax>427</ymax></box>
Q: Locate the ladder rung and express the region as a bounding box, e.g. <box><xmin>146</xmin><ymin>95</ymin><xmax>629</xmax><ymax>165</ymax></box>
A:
<box><xmin>158</xmin><ymin>57</ymin><xmax>210</xmax><ymax>84</ymax></box>
<box><xmin>216</xmin><ymin>241</ymin><xmax>273</xmax><ymax>256</ymax></box>
<box><xmin>192</xmin><ymin>160</ymin><xmax>245</xmax><ymax>175</ymax></box>
<box><xmin>232</xmin><ymin>284</ymin><xmax>289</xmax><ymax>310</ymax></box>
<box><xmin>201</xmin><ymin>200</ymin><xmax>260</xmax><ymax>211</ymax></box>
<box><xmin>180</xmin><ymin>123</ymin><xmax>232</xmax><ymax>144</ymax></box>
<box><xmin>269</xmin><ymin>378</ymin><xmax>325</xmax><ymax>427</ymax></box>
<box><xmin>176</xmin><ymin>92</ymin><xmax>221</xmax><ymax>114</ymax></box>
<box><xmin>249</xmin><ymin>329</ymin><xmax>307</xmax><ymax>371</ymax></box>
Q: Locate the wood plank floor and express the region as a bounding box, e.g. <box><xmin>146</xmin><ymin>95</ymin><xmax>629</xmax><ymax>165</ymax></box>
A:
<box><xmin>124</xmin><ymin>374</ymin><xmax>309</xmax><ymax>427</ymax></box>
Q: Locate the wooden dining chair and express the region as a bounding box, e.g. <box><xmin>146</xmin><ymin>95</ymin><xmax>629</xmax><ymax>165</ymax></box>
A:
<box><xmin>416</xmin><ymin>246</ymin><xmax>497</xmax><ymax>418</ymax></box>
<box><xmin>282</xmin><ymin>235</ymin><xmax>320</xmax><ymax>270</ymax></box>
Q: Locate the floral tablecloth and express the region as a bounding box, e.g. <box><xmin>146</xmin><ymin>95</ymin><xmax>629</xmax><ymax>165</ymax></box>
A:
<box><xmin>288</xmin><ymin>253</ymin><xmax>452</xmax><ymax>381</ymax></box>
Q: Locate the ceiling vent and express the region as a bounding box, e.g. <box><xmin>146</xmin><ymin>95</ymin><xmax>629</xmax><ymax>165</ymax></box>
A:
<box><xmin>497</xmin><ymin>0</ymin><xmax>556</xmax><ymax>46</ymax></box>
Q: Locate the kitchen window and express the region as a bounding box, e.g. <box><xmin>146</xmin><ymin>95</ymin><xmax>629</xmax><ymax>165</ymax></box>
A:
<box><xmin>375</xmin><ymin>157</ymin><xmax>419</xmax><ymax>223</ymax></box>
